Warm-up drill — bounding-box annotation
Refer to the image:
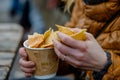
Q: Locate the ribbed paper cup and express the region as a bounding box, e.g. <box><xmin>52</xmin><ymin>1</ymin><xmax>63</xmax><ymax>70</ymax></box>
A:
<box><xmin>23</xmin><ymin>40</ymin><xmax>59</xmax><ymax>79</ymax></box>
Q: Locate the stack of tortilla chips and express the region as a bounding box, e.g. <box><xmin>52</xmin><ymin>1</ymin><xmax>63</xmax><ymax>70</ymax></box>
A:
<box><xmin>27</xmin><ymin>25</ymin><xmax>86</xmax><ymax>48</ymax></box>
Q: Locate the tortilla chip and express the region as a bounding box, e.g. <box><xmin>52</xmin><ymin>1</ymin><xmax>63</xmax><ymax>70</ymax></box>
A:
<box><xmin>71</xmin><ymin>29</ymin><xmax>87</xmax><ymax>40</ymax></box>
<box><xmin>54</xmin><ymin>31</ymin><xmax>60</xmax><ymax>41</ymax></box>
<box><xmin>44</xmin><ymin>29</ymin><xmax>54</xmax><ymax>46</ymax></box>
<box><xmin>56</xmin><ymin>24</ymin><xmax>86</xmax><ymax>41</ymax></box>
<box><xmin>41</xmin><ymin>44</ymin><xmax>53</xmax><ymax>48</ymax></box>
<box><xmin>56</xmin><ymin>24</ymin><xmax>75</xmax><ymax>35</ymax></box>
<box><xmin>43</xmin><ymin>28</ymin><xmax>52</xmax><ymax>40</ymax></box>
<box><xmin>27</xmin><ymin>33</ymin><xmax>44</xmax><ymax>48</ymax></box>
<box><xmin>27</xmin><ymin>25</ymin><xmax>87</xmax><ymax>48</ymax></box>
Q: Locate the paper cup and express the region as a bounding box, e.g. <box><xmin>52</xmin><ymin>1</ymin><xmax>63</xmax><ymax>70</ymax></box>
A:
<box><xmin>23</xmin><ymin>40</ymin><xmax>59</xmax><ymax>79</ymax></box>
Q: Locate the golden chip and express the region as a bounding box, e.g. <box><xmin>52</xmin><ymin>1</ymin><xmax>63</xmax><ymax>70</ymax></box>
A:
<box><xmin>71</xmin><ymin>29</ymin><xmax>87</xmax><ymax>40</ymax></box>
<box><xmin>43</xmin><ymin>30</ymin><xmax>60</xmax><ymax>48</ymax></box>
<box><xmin>27</xmin><ymin>25</ymin><xmax>87</xmax><ymax>48</ymax></box>
<box><xmin>54</xmin><ymin>31</ymin><xmax>60</xmax><ymax>41</ymax></box>
<box><xmin>41</xmin><ymin>44</ymin><xmax>53</xmax><ymax>48</ymax></box>
<box><xmin>56</xmin><ymin>24</ymin><xmax>86</xmax><ymax>41</ymax></box>
<box><xmin>27</xmin><ymin>33</ymin><xmax>44</xmax><ymax>48</ymax></box>
<box><xmin>44</xmin><ymin>29</ymin><xmax>54</xmax><ymax>47</ymax></box>
<box><xmin>56</xmin><ymin>24</ymin><xmax>75</xmax><ymax>35</ymax></box>
<box><xmin>43</xmin><ymin>28</ymin><xmax>52</xmax><ymax>40</ymax></box>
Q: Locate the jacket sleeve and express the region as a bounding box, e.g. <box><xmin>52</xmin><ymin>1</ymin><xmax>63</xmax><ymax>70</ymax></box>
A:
<box><xmin>97</xmin><ymin>17</ymin><xmax>120</xmax><ymax>51</ymax></box>
<box><xmin>97</xmin><ymin>17</ymin><xmax>120</xmax><ymax>79</ymax></box>
<box><xmin>102</xmin><ymin>51</ymin><xmax>120</xmax><ymax>80</ymax></box>
<box><xmin>85</xmin><ymin>0</ymin><xmax>120</xmax><ymax>22</ymax></box>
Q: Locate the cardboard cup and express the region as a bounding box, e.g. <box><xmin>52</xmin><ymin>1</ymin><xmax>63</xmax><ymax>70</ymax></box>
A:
<box><xmin>23</xmin><ymin>40</ymin><xmax>59</xmax><ymax>79</ymax></box>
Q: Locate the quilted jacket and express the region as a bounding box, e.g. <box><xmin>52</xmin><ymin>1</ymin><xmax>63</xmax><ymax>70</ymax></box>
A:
<box><xmin>65</xmin><ymin>0</ymin><xmax>120</xmax><ymax>79</ymax></box>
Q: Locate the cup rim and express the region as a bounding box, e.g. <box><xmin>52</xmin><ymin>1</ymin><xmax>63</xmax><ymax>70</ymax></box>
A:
<box><xmin>23</xmin><ymin>40</ymin><xmax>53</xmax><ymax>50</ymax></box>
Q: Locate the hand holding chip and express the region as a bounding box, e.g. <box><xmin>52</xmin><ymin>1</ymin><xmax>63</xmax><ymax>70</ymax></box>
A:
<box><xmin>53</xmin><ymin>29</ymin><xmax>107</xmax><ymax>72</ymax></box>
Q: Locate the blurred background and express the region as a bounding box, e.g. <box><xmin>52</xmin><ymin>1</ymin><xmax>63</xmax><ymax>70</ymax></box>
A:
<box><xmin>0</xmin><ymin>0</ymin><xmax>73</xmax><ymax>80</ymax></box>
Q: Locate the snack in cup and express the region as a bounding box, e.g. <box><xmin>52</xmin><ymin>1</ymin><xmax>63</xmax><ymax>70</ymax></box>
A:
<box><xmin>23</xmin><ymin>25</ymin><xmax>86</xmax><ymax>79</ymax></box>
<box><xmin>23</xmin><ymin>41</ymin><xmax>59</xmax><ymax>79</ymax></box>
<box><xmin>24</xmin><ymin>28</ymin><xmax>59</xmax><ymax>79</ymax></box>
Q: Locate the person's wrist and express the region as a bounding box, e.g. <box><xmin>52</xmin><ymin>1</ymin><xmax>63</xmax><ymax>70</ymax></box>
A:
<box><xmin>93</xmin><ymin>51</ymin><xmax>112</xmax><ymax>80</ymax></box>
<box><xmin>98</xmin><ymin>52</ymin><xmax>108</xmax><ymax>71</ymax></box>
<box><xmin>94</xmin><ymin>51</ymin><xmax>107</xmax><ymax>72</ymax></box>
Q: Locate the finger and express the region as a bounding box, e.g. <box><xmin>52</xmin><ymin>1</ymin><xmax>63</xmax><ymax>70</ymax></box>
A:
<box><xmin>54</xmin><ymin>46</ymin><xmax>79</xmax><ymax>64</ymax></box>
<box><xmin>54</xmin><ymin>47</ymin><xmax>65</xmax><ymax>61</ymax></box>
<box><xmin>85</xmin><ymin>32</ymin><xmax>96</xmax><ymax>41</ymax></box>
<box><xmin>54</xmin><ymin>46</ymin><xmax>81</xmax><ymax>67</ymax></box>
<box><xmin>19</xmin><ymin>47</ymin><xmax>27</xmax><ymax>58</ymax></box>
<box><xmin>53</xmin><ymin>39</ymin><xmax>74</xmax><ymax>55</ymax></box>
<box><xmin>57</xmin><ymin>32</ymin><xmax>86</xmax><ymax>50</ymax></box>
<box><xmin>19</xmin><ymin>58</ymin><xmax>35</xmax><ymax>68</ymax></box>
<box><xmin>54</xmin><ymin>46</ymin><xmax>93</xmax><ymax>69</ymax></box>
<box><xmin>20</xmin><ymin>66</ymin><xmax>35</xmax><ymax>73</ymax></box>
<box><xmin>25</xmin><ymin>72</ymin><xmax>33</xmax><ymax>77</ymax></box>
<box><xmin>54</xmin><ymin>46</ymin><xmax>92</xmax><ymax>70</ymax></box>
<box><xmin>53</xmin><ymin>39</ymin><xmax>84</xmax><ymax>59</ymax></box>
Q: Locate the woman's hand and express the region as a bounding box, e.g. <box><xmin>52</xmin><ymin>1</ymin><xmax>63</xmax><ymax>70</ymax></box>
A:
<box><xmin>19</xmin><ymin>47</ymin><xmax>35</xmax><ymax>77</ymax></box>
<box><xmin>53</xmin><ymin>31</ymin><xmax>107</xmax><ymax>72</ymax></box>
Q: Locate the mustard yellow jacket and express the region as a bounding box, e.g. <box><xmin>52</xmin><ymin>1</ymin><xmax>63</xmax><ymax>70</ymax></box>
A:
<box><xmin>66</xmin><ymin>0</ymin><xmax>120</xmax><ymax>80</ymax></box>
